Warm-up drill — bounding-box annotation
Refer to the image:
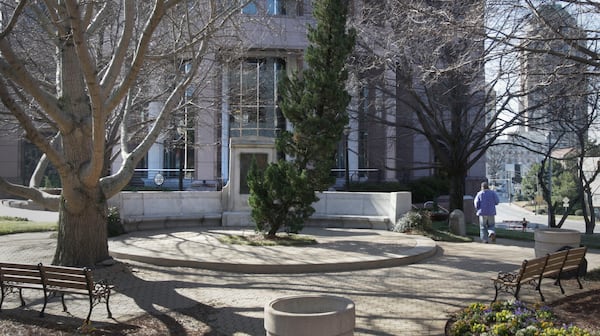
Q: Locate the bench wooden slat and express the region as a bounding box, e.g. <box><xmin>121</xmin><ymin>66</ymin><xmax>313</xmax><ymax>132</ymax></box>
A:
<box><xmin>1</xmin><ymin>269</ymin><xmax>43</xmax><ymax>278</ymax></box>
<box><xmin>42</xmin><ymin>272</ymin><xmax>87</xmax><ymax>283</ymax></box>
<box><xmin>0</xmin><ymin>263</ymin><xmax>40</xmax><ymax>270</ymax></box>
<box><xmin>1</xmin><ymin>275</ymin><xmax>44</xmax><ymax>285</ymax></box>
<box><xmin>542</xmin><ymin>249</ymin><xmax>569</xmax><ymax>278</ymax></box>
<box><xmin>45</xmin><ymin>280</ymin><xmax>89</xmax><ymax>291</ymax></box>
<box><xmin>42</xmin><ymin>265</ymin><xmax>89</xmax><ymax>274</ymax></box>
<box><xmin>562</xmin><ymin>247</ymin><xmax>587</xmax><ymax>272</ymax></box>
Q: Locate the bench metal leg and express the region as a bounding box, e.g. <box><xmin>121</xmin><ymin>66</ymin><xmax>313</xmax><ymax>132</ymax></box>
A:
<box><xmin>60</xmin><ymin>294</ymin><xmax>68</xmax><ymax>312</ymax></box>
<box><xmin>492</xmin><ymin>287</ymin><xmax>499</xmax><ymax>302</ymax></box>
<box><xmin>0</xmin><ymin>286</ymin><xmax>4</xmax><ymax>311</ymax></box>
<box><xmin>534</xmin><ymin>284</ymin><xmax>545</xmax><ymax>302</ymax></box>
<box><xmin>85</xmin><ymin>295</ymin><xmax>93</xmax><ymax>324</ymax></box>
<box><xmin>85</xmin><ymin>307</ymin><xmax>92</xmax><ymax>324</ymax></box>
<box><xmin>40</xmin><ymin>291</ymin><xmax>48</xmax><ymax>317</ymax></box>
<box><xmin>513</xmin><ymin>285</ymin><xmax>521</xmax><ymax>301</ymax></box>
<box><xmin>105</xmin><ymin>291</ymin><xmax>112</xmax><ymax>318</ymax></box>
<box><xmin>18</xmin><ymin>288</ymin><xmax>26</xmax><ymax>306</ymax></box>
<box><xmin>553</xmin><ymin>277</ymin><xmax>565</xmax><ymax>295</ymax></box>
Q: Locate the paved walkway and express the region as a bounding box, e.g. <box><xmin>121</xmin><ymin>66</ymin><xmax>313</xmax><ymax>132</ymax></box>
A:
<box><xmin>1</xmin><ymin>202</ymin><xmax>600</xmax><ymax>335</ymax></box>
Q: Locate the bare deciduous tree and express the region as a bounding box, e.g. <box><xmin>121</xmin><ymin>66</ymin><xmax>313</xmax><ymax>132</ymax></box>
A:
<box><xmin>0</xmin><ymin>0</ymin><xmax>240</xmax><ymax>266</ymax></box>
<box><xmin>349</xmin><ymin>0</ymin><xmax>527</xmax><ymax>211</ymax></box>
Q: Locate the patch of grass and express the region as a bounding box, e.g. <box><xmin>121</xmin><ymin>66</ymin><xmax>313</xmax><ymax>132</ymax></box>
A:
<box><xmin>422</xmin><ymin>221</ymin><xmax>473</xmax><ymax>242</ymax></box>
<box><xmin>0</xmin><ymin>216</ymin><xmax>29</xmax><ymax>222</ymax></box>
<box><xmin>580</xmin><ymin>234</ymin><xmax>600</xmax><ymax>249</ymax></box>
<box><xmin>217</xmin><ymin>233</ymin><xmax>317</xmax><ymax>246</ymax></box>
<box><xmin>465</xmin><ymin>223</ymin><xmax>536</xmax><ymax>242</ymax></box>
<box><xmin>465</xmin><ymin>223</ymin><xmax>600</xmax><ymax>249</ymax></box>
<box><xmin>0</xmin><ymin>219</ymin><xmax>57</xmax><ymax>235</ymax></box>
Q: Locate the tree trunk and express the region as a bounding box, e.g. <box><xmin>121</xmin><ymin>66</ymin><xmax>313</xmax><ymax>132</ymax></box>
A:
<box><xmin>585</xmin><ymin>188</ymin><xmax>596</xmax><ymax>234</ymax></box>
<box><xmin>448</xmin><ymin>173</ymin><xmax>465</xmax><ymax>212</ymax></box>
<box><xmin>52</xmin><ymin>190</ymin><xmax>110</xmax><ymax>267</ymax></box>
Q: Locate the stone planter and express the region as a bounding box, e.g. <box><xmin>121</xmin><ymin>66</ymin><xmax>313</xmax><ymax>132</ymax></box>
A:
<box><xmin>534</xmin><ymin>228</ymin><xmax>581</xmax><ymax>257</ymax></box>
<box><xmin>264</xmin><ymin>294</ymin><xmax>355</xmax><ymax>336</ymax></box>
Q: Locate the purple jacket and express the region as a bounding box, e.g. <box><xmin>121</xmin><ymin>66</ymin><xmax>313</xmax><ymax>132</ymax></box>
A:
<box><xmin>474</xmin><ymin>189</ymin><xmax>499</xmax><ymax>216</ymax></box>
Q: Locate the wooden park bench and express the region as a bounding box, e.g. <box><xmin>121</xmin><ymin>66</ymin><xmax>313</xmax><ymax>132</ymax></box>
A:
<box><xmin>491</xmin><ymin>246</ymin><xmax>587</xmax><ymax>302</ymax></box>
<box><xmin>0</xmin><ymin>262</ymin><xmax>113</xmax><ymax>323</ymax></box>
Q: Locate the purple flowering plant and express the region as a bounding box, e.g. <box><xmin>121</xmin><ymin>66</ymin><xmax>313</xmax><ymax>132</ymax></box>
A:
<box><xmin>448</xmin><ymin>300</ymin><xmax>590</xmax><ymax>336</ymax></box>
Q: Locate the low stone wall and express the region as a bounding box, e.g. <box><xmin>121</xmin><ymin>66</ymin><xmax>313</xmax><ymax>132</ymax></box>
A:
<box><xmin>109</xmin><ymin>190</ymin><xmax>412</xmax><ymax>232</ymax></box>
<box><xmin>109</xmin><ymin>191</ymin><xmax>223</xmax><ymax>232</ymax></box>
<box><xmin>307</xmin><ymin>191</ymin><xmax>411</xmax><ymax>230</ymax></box>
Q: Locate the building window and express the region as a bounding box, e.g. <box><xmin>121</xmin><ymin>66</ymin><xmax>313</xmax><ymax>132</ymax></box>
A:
<box><xmin>242</xmin><ymin>1</ymin><xmax>258</xmax><ymax>14</ymax></box>
<box><xmin>267</xmin><ymin>0</ymin><xmax>298</xmax><ymax>16</ymax></box>
<box><xmin>229</xmin><ymin>57</ymin><xmax>286</xmax><ymax>137</ymax></box>
<box><xmin>163</xmin><ymin>61</ymin><xmax>196</xmax><ymax>179</ymax></box>
<box><xmin>358</xmin><ymin>86</ymin><xmax>370</xmax><ymax>171</ymax></box>
<box><xmin>242</xmin><ymin>0</ymin><xmax>301</xmax><ymax>16</ymax></box>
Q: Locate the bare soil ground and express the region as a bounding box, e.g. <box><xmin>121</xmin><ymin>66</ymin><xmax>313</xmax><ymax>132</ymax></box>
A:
<box><xmin>0</xmin><ymin>304</ymin><xmax>224</xmax><ymax>335</ymax></box>
<box><xmin>549</xmin><ymin>286</ymin><xmax>600</xmax><ymax>333</ymax></box>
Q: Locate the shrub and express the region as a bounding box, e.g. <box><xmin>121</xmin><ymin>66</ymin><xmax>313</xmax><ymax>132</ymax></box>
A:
<box><xmin>247</xmin><ymin>160</ymin><xmax>317</xmax><ymax>237</ymax></box>
<box><xmin>392</xmin><ymin>210</ymin><xmax>432</xmax><ymax>233</ymax></box>
<box><xmin>574</xmin><ymin>209</ymin><xmax>583</xmax><ymax>216</ymax></box>
<box><xmin>107</xmin><ymin>207</ymin><xmax>125</xmax><ymax>237</ymax></box>
<box><xmin>448</xmin><ymin>300</ymin><xmax>591</xmax><ymax>336</ymax></box>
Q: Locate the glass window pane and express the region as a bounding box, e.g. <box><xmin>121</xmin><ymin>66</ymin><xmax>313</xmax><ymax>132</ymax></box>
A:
<box><xmin>267</xmin><ymin>0</ymin><xmax>276</xmax><ymax>14</ymax></box>
<box><xmin>242</xmin><ymin>1</ymin><xmax>257</xmax><ymax>14</ymax></box>
<box><xmin>267</xmin><ymin>0</ymin><xmax>298</xmax><ymax>16</ymax></box>
<box><xmin>228</xmin><ymin>57</ymin><xmax>286</xmax><ymax>137</ymax></box>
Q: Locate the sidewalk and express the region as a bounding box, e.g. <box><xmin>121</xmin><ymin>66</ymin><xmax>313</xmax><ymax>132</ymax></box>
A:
<box><xmin>1</xmin><ymin>202</ymin><xmax>599</xmax><ymax>335</ymax></box>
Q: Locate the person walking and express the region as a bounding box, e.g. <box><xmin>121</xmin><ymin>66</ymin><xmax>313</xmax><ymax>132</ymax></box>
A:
<box><xmin>474</xmin><ymin>181</ymin><xmax>500</xmax><ymax>243</ymax></box>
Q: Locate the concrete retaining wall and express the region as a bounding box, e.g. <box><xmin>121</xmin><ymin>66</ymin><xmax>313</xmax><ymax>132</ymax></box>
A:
<box><xmin>109</xmin><ymin>191</ymin><xmax>412</xmax><ymax>232</ymax></box>
<box><xmin>109</xmin><ymin>191</ymin><xmax>223</xmax><ymax>231</ymax></box>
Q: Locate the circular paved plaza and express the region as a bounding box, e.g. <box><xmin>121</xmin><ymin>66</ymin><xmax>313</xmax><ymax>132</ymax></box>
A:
<box><xmin>1</xmin><ymin>229</ymin><xmax>598</xmax><ymax>335</ymax></box>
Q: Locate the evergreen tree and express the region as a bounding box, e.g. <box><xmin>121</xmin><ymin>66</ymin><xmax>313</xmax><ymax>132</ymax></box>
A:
<box><xmin>247</xmin><ymin>0</ymin><xmax>355</xmax><ymax>237</ymax></box>
<box><xmin>278</xmin><ymin>0</ymin><xmax>356</xmax><ymax>190</ymax></box>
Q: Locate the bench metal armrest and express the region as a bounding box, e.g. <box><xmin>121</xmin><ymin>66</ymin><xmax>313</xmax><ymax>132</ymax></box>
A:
<box><xmin>496</xmin><ymin>271</ymin><xmax>518</xmax><ymax>283</ymax></box>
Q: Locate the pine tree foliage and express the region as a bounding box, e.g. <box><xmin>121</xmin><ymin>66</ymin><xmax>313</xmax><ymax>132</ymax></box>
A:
<box><xmin>247</xmin><ymin>0</ymin><xmax>355</xmax><ymax>237</ymax></box>
<box><xmin>248</xmin><ymin>160</ymin><xmax>317</xmax><ymax>237</ymax></box>
<box><xmin>278</xmin><ymin>0</ymin><xmax>356</xmax><ymax>190</ymax></box>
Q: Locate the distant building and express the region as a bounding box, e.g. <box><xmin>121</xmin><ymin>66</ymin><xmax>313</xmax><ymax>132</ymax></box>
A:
<box><xmin>490</xmin><ymin>3</ymin><xmax>588</xmax><ymax>193</ymax></box>
<box><xmin>520</xmin><ymin>3</ymin><xmax>588</xmax><ymax>147</ymax></box>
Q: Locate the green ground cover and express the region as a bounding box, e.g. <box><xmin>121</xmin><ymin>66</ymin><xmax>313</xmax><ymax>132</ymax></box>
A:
<box><xmin>216</xmin><ymin>233</ymin><xmax>317</xmax><ymax>246</ymax></box>
<box><xmin>463</xmin><ymin>222</ymin><xmax>600</xmax><ymax>249</ymax></box>
<box><xmin>0</xmin><ymin>216</ymin><xmax>57</xmax><ymax>235</ymax></box>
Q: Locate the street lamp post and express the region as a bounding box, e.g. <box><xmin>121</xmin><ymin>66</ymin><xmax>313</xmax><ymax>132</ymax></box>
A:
<box><xmin>175</xmin><ymin>126</ymin><xmax>186</xmax><ymax>191</ymax></box>
<box><xmin>344</xmin><ymin>126</ymin><xmax>350</xmax><ymax>191</ymax></box>
<box><xmin>547</xmin><ymin>132</ymin><xmax>553</xmax><ymax>227</ymax></box>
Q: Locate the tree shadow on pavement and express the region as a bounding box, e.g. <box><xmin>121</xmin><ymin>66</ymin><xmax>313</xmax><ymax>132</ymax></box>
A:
<box><xmin>0</xmin><ymin>261</ymin><xmax>263</xmax><ymax>335</ymax></box>
<box><xmin>96</xmin><ymin>262</ymin><xmax>263</xmax><ymax>335</ymax></box>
